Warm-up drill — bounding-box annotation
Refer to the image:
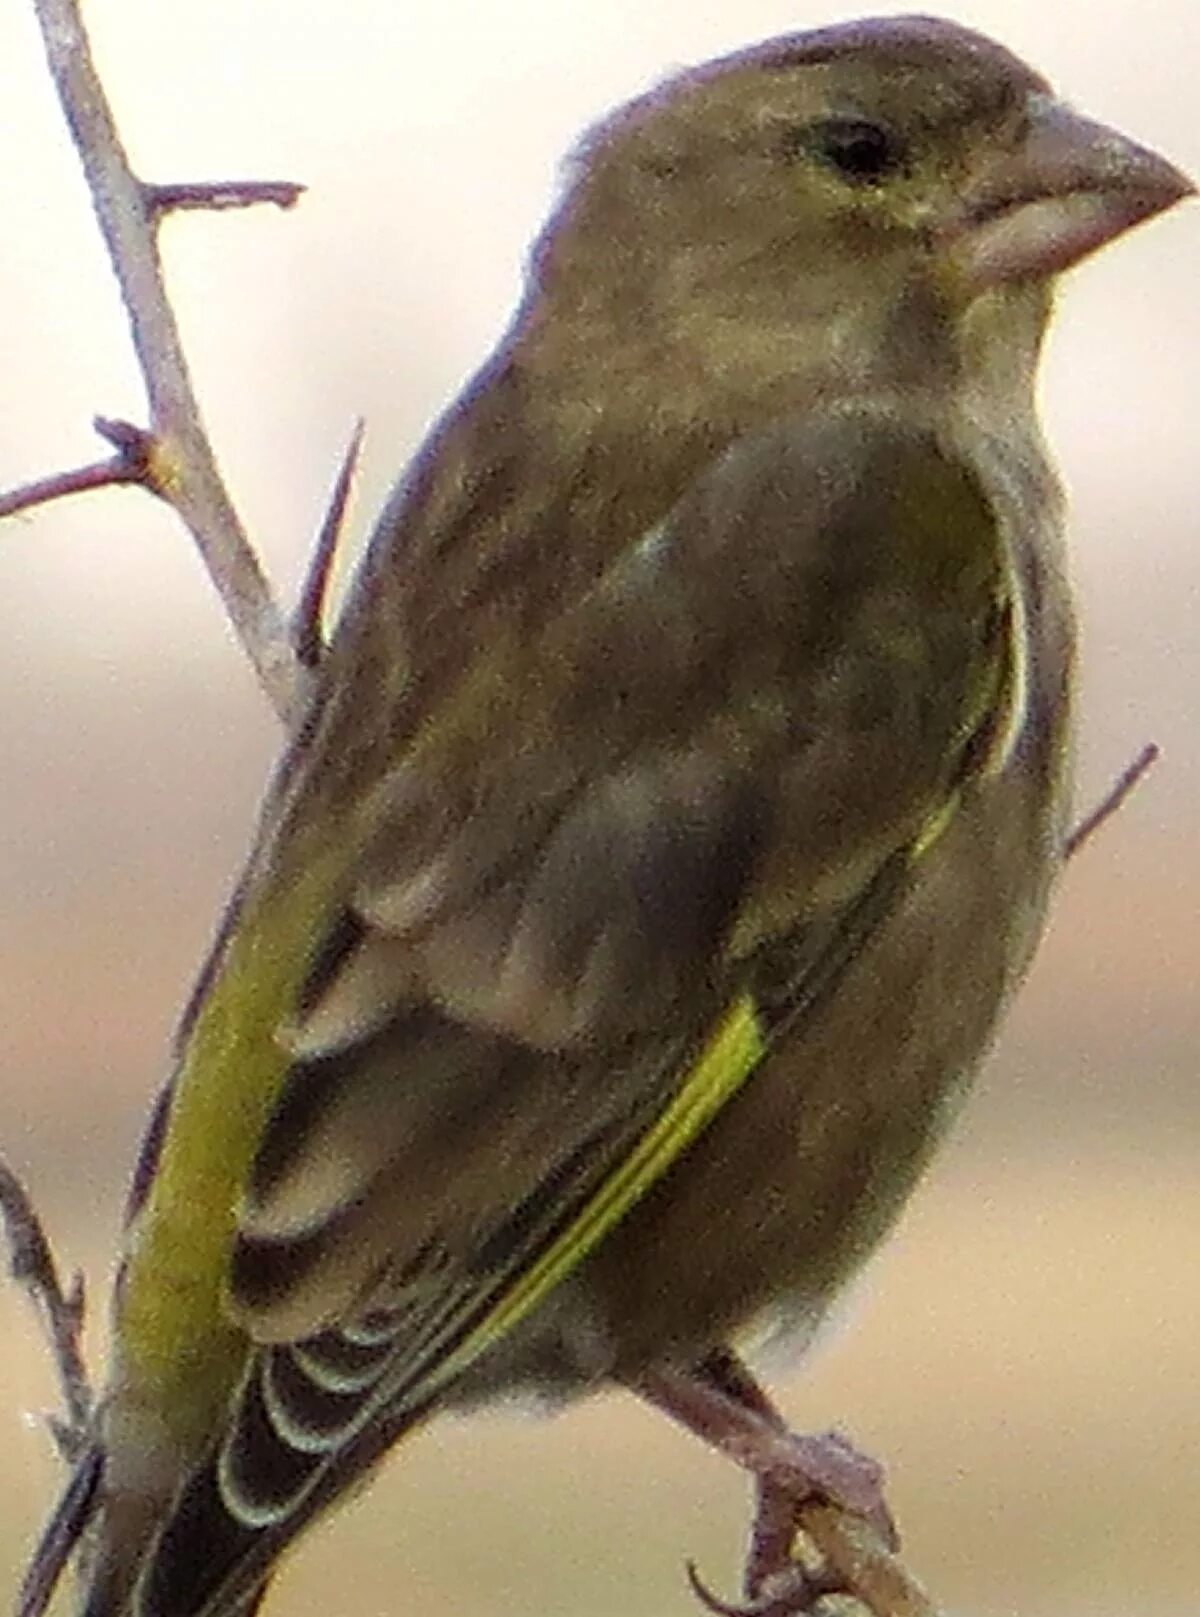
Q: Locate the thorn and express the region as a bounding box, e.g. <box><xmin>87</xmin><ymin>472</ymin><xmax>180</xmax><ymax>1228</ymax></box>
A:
<box><xmin>1065</xmin><ymin>740</ymin><xmax>1160</xmax><ymax>860</ymax></box>
<box><xmin>293</xmin><ymin>419</ymin><xmax>366</xmax><ymax>669</ymax></box>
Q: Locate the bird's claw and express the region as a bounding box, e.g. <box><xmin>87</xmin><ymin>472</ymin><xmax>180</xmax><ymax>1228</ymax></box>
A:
<box><xmin>686</xmin><ymin>1558</ymin><xmax>803</xmax><ymax>1617</ymax></box>
<box><xmin>687</xmin><ymin>1555</ymin><xmax>831</xmax><ymax>1617</ymax></box>
<box><xmin>684</xmin><ymin>1428</ymin><xmax>897</xmax><ymax>1616</ymax></box>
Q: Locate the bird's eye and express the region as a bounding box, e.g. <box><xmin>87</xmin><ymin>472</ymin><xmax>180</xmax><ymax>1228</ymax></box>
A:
<box><xmin>798</xmin><ymin>118</ymin><xmax>905</xmax><ymax>185</ymax></box>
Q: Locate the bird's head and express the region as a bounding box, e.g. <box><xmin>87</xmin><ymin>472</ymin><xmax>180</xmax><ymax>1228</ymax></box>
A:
<box><xmin>521</xmin><ymin>16</ymin><xmax>1192</xmax><ymax>422</ymax></box>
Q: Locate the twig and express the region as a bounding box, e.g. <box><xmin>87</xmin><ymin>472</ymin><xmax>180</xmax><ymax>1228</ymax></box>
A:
<box><xmin>0</xmin><ymin>456</ymin><xmax>141</xmax><ymax>519</ymax></box>
<box><xmin>26</xmin><ymin>0</ymin><xmax>307</xmax><ymax>727</ymax></box>
<box><xmin>0</xmin><ymin>1162</ymin><xmax>92</xmax><ymax>1462</ymax></box>
<box><xmin>0</xmin><ymin>416</ymin><xmax>156</xmax><ymax>518</ymax></box>
<box><xmin>293</xmin><ymin>420</ymin><xmax>366</xmax><ymax>669</ymax></box>
<box><xmin>1065</xmin><ymin>740</ymin><xmax>1160</xmax><ymax>861</ymax></box>
<box><xmin>15</xmin><ymin>1448</ymin><xmax>103</xmax><ymax>1617</ymax></box>
<box><xmin>797</xmin><ymin>1505</ymin><xmax>940</xmax><ymax>1617</ymax></box>
<box><xmin>144</xmin><ymin>179</ymin><xmax>305</xmax><ymax>217</ymax></box>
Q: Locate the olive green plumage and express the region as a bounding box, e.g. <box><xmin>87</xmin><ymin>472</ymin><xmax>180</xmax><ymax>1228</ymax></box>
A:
<box><xmin>21</xmin><ymin>15</ymin><xmax>1190</xmax><ymax>1617</ymax></box>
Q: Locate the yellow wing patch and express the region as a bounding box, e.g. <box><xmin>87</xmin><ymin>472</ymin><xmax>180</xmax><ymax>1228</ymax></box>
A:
<box><xmin>113</xmin><ymin>857</ymin><xmax>342</xmax><ymax>1453</ymax></box>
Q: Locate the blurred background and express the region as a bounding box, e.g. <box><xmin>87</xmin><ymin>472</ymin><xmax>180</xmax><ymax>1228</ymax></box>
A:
<box><xmin>0</xmin><ymin>2</ymin><xmax>1196</xmax><ymax>1614</ymax></box>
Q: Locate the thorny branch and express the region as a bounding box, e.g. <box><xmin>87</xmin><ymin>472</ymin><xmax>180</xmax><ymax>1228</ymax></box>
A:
<box><xmin>12</xmin><ymin>0</ymin><xmax>309</xmax><ymax>724</ymax></box>
<box><xmin>0</xmin><ymin>1164</ymin><xmax>91</xmax><ymax>1462</ymax></box>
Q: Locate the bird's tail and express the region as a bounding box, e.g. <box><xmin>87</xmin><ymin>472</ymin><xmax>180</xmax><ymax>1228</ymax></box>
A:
<box><xmin>19</xmin><ymin>1396</ymin><xmax>434</xmax><ymax>1617</ymax></box>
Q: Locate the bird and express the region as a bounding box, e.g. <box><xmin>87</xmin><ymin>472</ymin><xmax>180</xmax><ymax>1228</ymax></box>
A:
<box><xmin>19</xmin><ymin>15</ymin><xmax>1191</xmax><ymax>1617</ymax></box>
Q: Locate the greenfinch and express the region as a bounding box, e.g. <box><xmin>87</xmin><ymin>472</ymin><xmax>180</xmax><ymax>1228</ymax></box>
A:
<box><xmin>21</xmin><ymin>15</ymin><xmax>1191</xmax><ymax>1617</ymax></box>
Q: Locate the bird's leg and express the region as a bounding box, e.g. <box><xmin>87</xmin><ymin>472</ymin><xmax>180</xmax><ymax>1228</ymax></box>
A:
<box><xmin>637</xmin><ymin>1348</ymin><xmax>896</xmax><ymax>1615</ymax></box>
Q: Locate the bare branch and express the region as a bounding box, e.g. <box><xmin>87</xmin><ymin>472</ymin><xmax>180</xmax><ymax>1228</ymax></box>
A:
<box><xmin>0</xmin><ymin>417</ymin><xmax>172</xmax><ymax>519</ymax></box>
<box><xmin>15</xmin><ymin>1449</ymin><xmax>102</xmax><ymax>1617</ymax></box>
<box><xmin>1065</xmin><ymin>740</ymin><xmax>1160</xmax><ymax>861</ymax></box>
<box><xmin>293</xmin><ymin>420</ymin><xmax>366</xmax><ymax>669</ymax></box>
<box><xmin>799</xmin><ymin>1505</ymin><xmax>940</xmax><ymax>1617</ymax></box>
<box><xmin>0</xmin><ymin>459</ymin><xmax>140</xmax><ymax>519</ymax></box>
<box><xmin>0</xmin><ymin>1161</ymin><xmax>92</xmax><ymax>1462</ymax></box>
<box><xmin>144</xmin><ymin>179</ymin><xmax>305</xmax><ymax>217</ymax></box>
<box><xmin>28</xmin><ymin>0</ymin><xmax>308</xmax><ymax>726</ymax></box>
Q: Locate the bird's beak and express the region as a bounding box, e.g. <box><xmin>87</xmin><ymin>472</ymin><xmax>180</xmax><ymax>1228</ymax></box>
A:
<box><xmin>947</xmin><ymin>92</ymin><xmax>1194</xmax><ymax>292</ymax></box>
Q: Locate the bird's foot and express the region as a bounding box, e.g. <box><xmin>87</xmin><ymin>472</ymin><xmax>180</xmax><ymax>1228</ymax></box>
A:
<box><xmin>636</xmin><ymin>1356</ymin><xmax>897</xmax><ymax>1616</ymax></box>
<box><xmin>686</xmin><ymin>1431</ymin><xmax>894</xmax><ymax>1616</ymax></box>
<box><xmin>752</xmin><ymin>1426</ymin><xmax>895</xmax><ymax>1547</ymax></box>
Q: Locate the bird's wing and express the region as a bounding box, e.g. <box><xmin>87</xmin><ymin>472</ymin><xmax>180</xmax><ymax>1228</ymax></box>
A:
<box><xmin>70</xmin><ymin>408</ymin><xmax>1023</xmax><ymax>1617</ymax></box>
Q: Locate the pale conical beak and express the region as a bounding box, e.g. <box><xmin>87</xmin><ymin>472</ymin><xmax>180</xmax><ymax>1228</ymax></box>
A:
<box><xmin>949</xmin><ymin>92</ymin><xmax>1194</xmax><ymax>292</ymax></box>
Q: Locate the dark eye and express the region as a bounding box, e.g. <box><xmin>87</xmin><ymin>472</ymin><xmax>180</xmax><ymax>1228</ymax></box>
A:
<box><xmin>800</xmin><ymin>117</ymin><xmax>905</xmax><ymax>185</ymax></box>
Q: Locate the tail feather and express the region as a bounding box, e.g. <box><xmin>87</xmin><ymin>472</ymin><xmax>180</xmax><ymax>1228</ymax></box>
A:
<box><xmin>133</xmin><ymin>1398</ymin><xmax>434</xmax><ymax>1617</ymax></box>
<box><xmin>17</xmin><ymin>1370</ymin><xmax>429</xmax><ymax>1617</ymax></box>
<box><xmin>137</xmin><ymin>1461</ymin><xmax>268</xmax><ymax>1617</ymax></box>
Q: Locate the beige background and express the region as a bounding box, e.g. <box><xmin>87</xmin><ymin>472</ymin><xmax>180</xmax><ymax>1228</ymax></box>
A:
<box><xmin>0</xmin><ymin>3</ymin><xmax>1197</xmax><ymax>1614</ymax></box>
